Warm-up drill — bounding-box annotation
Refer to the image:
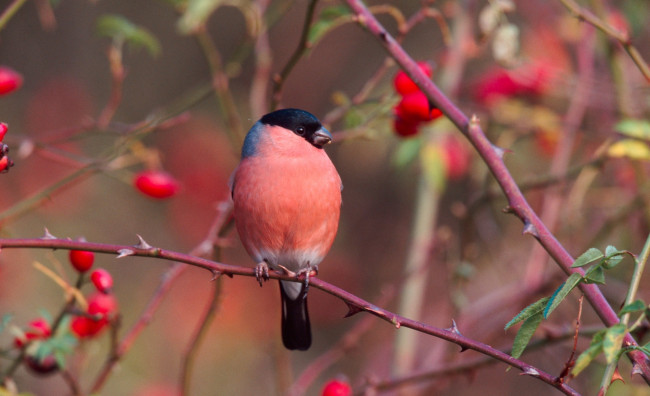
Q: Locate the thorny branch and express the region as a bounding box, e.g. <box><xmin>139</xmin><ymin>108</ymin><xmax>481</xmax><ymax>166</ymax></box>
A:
<box><xmin>0</xmin><ymin>236</ymin><xmax>578</xmax><ymax>395</ymax></box>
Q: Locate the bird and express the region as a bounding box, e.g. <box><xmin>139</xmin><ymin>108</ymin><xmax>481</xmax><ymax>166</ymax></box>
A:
<box><xmin>230</xmin><ymin>108</ymin><xmax>342</xmax><ymax>350</ymax></box>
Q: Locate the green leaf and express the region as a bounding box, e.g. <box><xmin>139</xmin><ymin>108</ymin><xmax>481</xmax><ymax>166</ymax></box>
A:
<box><xmin>603</xmin><ymin>246</ymin><xmax>625</xmax><ymax>269</ymax></box>
<box><xmin>505</xmin><ymin>297</ymin><xmax>550</xmax><ymax>330</ymax></box>
<box><xmin>614</xmin><ymin>119</ymin><xmax>650</xmax><ymax>141</ymax></box>
<box><xmin>177</xmin><ymin>0</ymin><xmax>226</xmax><ymax>34</ymax></box>
<box><xmin>97</xmin><ymin>14</ymin><xmax>161</xmax><ymax>57</ymax></box>
<box><xmin>572</xmin><ymin>247</ymin><xmax>604</xmax><ymax>268</ymax></box>
<box><xmin>607</xmin><ymin>139</ymin><xmax>650</xmax><ymax>160</ymax></box>
<box><xmin>605</xmin><ymin>245</ymin><xmax>623</xmax><ymax>257</ymax></box>
<box><xmin>393</xmin><ymin>137</ymin><xmax>421</xmax><ymax>168</ymax></box>
<box><xmin>510</xmin><ymin>311</ymin><xmax>543</xmax><ymax>359</ymax></box>
<box><xmin>603</xmin><ymin>323</ymin><xmax>627</xmax><ymax>364</ymax></box>
<box><xmin>309</xmin><ymin>6</ymin><xmax>351</xmax><ymax>47</ymax></box>
<box><xmin>619</xmin><ymin>299</ymin><xmax>646</xmax><ymax>316</ymax></box>
<box><xmin>572</xmin><ymin>341</ymin><xmax>603</xmax><ymax>377</ymax></box>
<box><xmin>544</xmin><ymin>272</ymin><xmax>583</xmax><ymax>318</ymax></box>
<box><xmin>584</xmin><ymin>265</ymin><xmax>606</xmax><ymax>284</ymax></box>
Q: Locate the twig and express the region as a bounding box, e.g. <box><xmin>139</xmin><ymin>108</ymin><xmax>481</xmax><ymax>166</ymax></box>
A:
<box><xmin>0</xmin><ymin>236</ymin><xmax>579</xmax><ymax>395</ymax></box>
<box><xmin>194</xmin><ymin>27</ymin><xmax>244</xmax><ymax>144</ymax></box>
<box><xmin>523</xmin><ymin>25</ymin><xmax>596</xmax><ymax>288</ymax></box>
<box><xmin>270</xmin><ymin>0</ymin><xmax>320</xmax><ymax>109</ymax></box>
<box><xmin>97</xmin><ymin>41</ymin><xmax>126</xmax><ymax>129</ymax></box>
<box><xmin>362</xmin><ymin>323</ymin><xmax>602</xmax><ymax>394</ymax></box>
<box><xmin>249</xmin><ymin>0</ymin><xmax>273</xmax><ymax>115</ymax></box>
<box><xmin>180</xmin><ymin>276</ymin><xmax>223</xmax><ymax>396</ymax></box>
<box><xmin>556</xmin><ymin>0</ymin><xmax>650</xmax><ymax>82</ymax></box>
<box><xmin>343</xmin><ymin>0</ymin><xmax>650</xmax><ymax>384</ymax></box>
<box><xmin>0</xmin><ymin>0</ymin><xmax>28</xmax><ymax>32</ymax></box>
<box><xmin>558</xmin><ymin>295</ymin><xmax>583</xmax><ymax>382</ymax></box>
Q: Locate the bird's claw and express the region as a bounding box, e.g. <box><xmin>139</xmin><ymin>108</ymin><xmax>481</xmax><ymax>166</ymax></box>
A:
<box><xmin>255</xmin><ymin>261</ymin><xmax>269</xmax><ymax>287</ymax></box>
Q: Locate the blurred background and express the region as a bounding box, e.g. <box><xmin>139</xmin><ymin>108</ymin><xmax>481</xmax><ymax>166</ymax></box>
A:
<box><xmin>0</xmin><ymin>0</ymin><xmax>649</xmax><ymax>395</ymax></box>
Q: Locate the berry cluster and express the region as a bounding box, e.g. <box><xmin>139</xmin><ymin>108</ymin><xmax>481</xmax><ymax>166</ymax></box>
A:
<box><xmin>68</xmin><ymin>249</ymin><xmax>118</xmax><ymax>338</ymax></box>
<box><xmin>392</xmin><ymin>62</ymin><xmax>443</xmax><ymax>138</ymax></box>
<box><xmin>11</xmin><ymin>248</ymin><xmax>119</xmax><ymax>376</ymax></box>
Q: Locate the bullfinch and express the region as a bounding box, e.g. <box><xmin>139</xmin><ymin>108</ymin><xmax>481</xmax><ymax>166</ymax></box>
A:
<box><xmin>231</xmin><ymin>108</ymin><xmax>342</xmax><ymax>350</ymax></box>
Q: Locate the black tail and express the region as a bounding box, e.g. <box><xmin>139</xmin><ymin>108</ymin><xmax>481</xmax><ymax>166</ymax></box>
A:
<box><xmin>279</xmin><ymin>282</ymin><xmax>311</xmax><ymax>350</ymax></box>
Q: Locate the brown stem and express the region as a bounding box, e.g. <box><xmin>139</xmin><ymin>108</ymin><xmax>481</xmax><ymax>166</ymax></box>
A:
<box><xmin>0</xmin><ymin>236</ymin><xmax>578</xmax><ymax>395</ymax></box>
<box><xmin>343</xmin><ymin>0</ymin><xmax>650</xmax><ymax>384</ymax></box>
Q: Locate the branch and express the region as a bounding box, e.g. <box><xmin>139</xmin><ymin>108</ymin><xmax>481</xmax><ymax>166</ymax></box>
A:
<box><xmin>556</xmin><ymin>0</ymin><xmax>650</xmax><ymax>82</ymax></box>
<box><xmin>343</xmin><ymin>0</ymin><xmax>650</xmax><ymax>384</ymax></box>
<box><xmin>0</xmin><ymin>236</ymin><xmax>578</xmax><ymax>395</ymax></box>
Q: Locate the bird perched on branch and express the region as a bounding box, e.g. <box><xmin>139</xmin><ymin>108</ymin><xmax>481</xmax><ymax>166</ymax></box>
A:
<box><xmin>231</xmin><ymin>108</ymin><xmax>342</xmax><ymax>350</ymax></box>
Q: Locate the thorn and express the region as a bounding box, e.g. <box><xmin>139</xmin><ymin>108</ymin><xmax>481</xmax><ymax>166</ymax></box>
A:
<box><xmin>492</xmin><ymin>144</ymin><xmax>509</xmax><ymax>159</ymax></box>
<box><xmin>470</xmin><ymin>114</ymin><xmax>480</xmax><ymax>126</ymax></box>
<box><xmin>394</xmin><ymin>317</ymin><xmax>401</xmax><ymax>329</ymax></box>
<box><xmin>520</xmin><ymin>367</ymin><xmax>540</xmax><ymax>377</ymax></box>
<box><xmin>42</xmin><ymin>227</ymin><xmax>57</xmax><ymax>240</ymax></box>
<box><xmin>116</xmin><ymin>249</ymin><xmax>135</xmax><ymax>258</ymax></box>
<box><xmin>134</xmin><ymin>234</ymin><xmax>152</xmax><ymax>249</ymax></box>
<box><xmin>210</xmin><ymin>270</ymin><xmax>221</xmax><ymax>281</ymax></box>
<box><xmin>502</xmin><ymin>206</ymin><xmax>514</xmax><ymax>214</ymax></box>
<box><xmin>611</xmin><ymin>367</ymin><xmax>625</xmax><ymax>383</ymax></box>
<box><xmin>446</xmin><ymin>320</ymin><xmax>468</xmax><ymax>351</ymax></box>
<box><xmin>631</xmin><ymin>363</ymin><xmax>643</xmax><ymax>376</ymax></box>
<box><xmin>446</xmin><ymin>319</ymin><xmax>463</xmax><ymax>336</ymax></box>
<box><xmin>522</xmin><ymin>222</ymin><xmax>539</xmax><ymax>238</ymax></box>
<box><xmin>344</xmin><ymin>303</ymin><xmax>363</xmax><ymax>318</ymax></box>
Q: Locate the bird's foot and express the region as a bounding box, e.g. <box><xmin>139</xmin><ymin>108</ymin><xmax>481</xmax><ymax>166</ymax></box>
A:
<box><xmin>255</xmin><ymin>261</ymin><xmax>269</xmax><ymax>287</ymax></box>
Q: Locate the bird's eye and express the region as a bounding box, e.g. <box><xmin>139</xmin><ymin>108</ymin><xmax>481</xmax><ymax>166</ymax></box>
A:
<box><xmin>296</xmin><ymin>126</ymin><xmax>306</xmax><ymax>136</ymax></box>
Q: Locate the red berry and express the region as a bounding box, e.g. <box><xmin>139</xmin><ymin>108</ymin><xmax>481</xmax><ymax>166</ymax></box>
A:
<box><xmin>393</xmin><ymin>61</ymin><xmax>433</xmax><ymax>96</ymax></box>
<box><xmin>392</xmin><ymin>117</ymin><xmax>421</xmax><ymax>138</ymax></box>
<box><xmin>90</xmin><ymin>268</ymin><xmax>113</xmax><ymax>293</ymax></box>
<box><xmin>24</xmin><ymin>355</ymin><xmax>59</xmax><ymax>376</ymax></box>
<box><xmin>321</xmin><ymin>379</ymin><xmax>352</xmax><ymax>396</ymax></box>
<box><xmin>0</xmin><ymin>66</ymin><xmax>23</xmax><ymax>95</ymax></box>
<box><xmin>0</xmin><ymin>123</ymin><xmax>7</xmax><ymax>141</ymax></box>
<box><xmin>441</xmin><ymin>135</ymin><xmax>471</xmax><ymax>180</ymax></box>
<box><xmin>0</xmin><ymin>155</ymin><xmax>13</xmax><ymax>173</ymax></box>
<box><xmin>71</xmin><ymin>293</ymin><xmax>117</xmax><ymax>339</ymax></box>
<box><xmin>396</xmin><ymin>92</ymin><xmax>441</xmax><ymax>123</ymax></box>
<box><xmin>69</xmin><ymin>250</ymin><xmax>94</xmax><ymax>272</ymax></box>
<box><xmin>70</xmin><ymin>316</ymin><xmax>108</xmax><ymax>338</ymax></box>
<box><xmin>87</xmin><ymin>292</ymin><xmax>118</xmax><ymax>316</ymax></box>
<box><xmin>134</xmin><ymin>170</ymin><xmax>179</xmax><ymax>199</ymax></box>
<box><xmin>14</xmin><ymin>318</ymin><xmax>51</xmax><ymax>348</ymax></box>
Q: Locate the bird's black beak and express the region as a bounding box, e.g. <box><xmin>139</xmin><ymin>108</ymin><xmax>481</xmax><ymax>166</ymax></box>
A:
<box><xmin>311</xmin><ymin>128</ymin><xmax>332</xmax><ymax>148</ymax></box>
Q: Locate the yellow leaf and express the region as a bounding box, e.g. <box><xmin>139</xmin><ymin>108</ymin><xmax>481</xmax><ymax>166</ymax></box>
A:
<box><xmin>607</xmin><ymin>139</ymin><xmax>650</xmax><ymax>160</ymax></box>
